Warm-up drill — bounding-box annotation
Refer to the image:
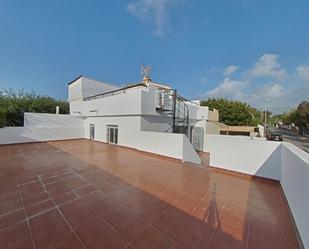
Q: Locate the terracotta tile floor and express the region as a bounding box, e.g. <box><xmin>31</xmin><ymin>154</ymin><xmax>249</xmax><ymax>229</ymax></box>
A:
<box><xmin>0</xmin><ymin>139</ymin><xmax>300</xmax><ymax>249</ymax></box>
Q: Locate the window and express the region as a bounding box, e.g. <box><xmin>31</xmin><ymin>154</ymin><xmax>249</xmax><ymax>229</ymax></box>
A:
<box><xmin>106</xmin><ymin>125</ymin><xmax>118</xmax><ymax>144</ymax></box>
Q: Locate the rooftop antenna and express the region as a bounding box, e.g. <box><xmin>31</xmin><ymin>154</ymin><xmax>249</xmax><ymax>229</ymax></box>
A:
<box><xmin>141</xmin><ymin>64</ymin><xmax>152</xmax><ymax>84</ymax></box>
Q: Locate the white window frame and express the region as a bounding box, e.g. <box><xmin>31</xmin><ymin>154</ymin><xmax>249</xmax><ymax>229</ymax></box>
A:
<box><xmin>106</xmin><ymin>125</ymin><xmax>118</xmax><ymax>144</ymax></box>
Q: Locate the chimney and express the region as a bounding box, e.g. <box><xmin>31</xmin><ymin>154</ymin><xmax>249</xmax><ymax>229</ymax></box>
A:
<box><xmin>56</xmin><ymin>106</ymin><xmax>60</xmax><ymax>114</ymax></box>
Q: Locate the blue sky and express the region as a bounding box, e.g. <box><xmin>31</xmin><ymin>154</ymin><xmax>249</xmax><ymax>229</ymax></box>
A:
<box><xmin>0</xmin><ymin>0</ymin><xmax>308</xmax><ymax>113</ymax></box>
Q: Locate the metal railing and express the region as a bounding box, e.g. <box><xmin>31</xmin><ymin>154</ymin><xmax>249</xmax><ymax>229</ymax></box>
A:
<box><xmin>156</xmin><ymin>89</ymin><xmax>190</xmax><ymax>136</ymax></box>
<box><xmin>83</xmin><ymin>83</ymin><xmax>147</xmax><ymax>101</ymax></box>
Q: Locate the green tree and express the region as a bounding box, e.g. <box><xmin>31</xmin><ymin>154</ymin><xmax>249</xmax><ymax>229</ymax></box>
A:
<box><xmin>271</xmin><ymin>101</ymin><xmax>308</xmax><ymax>135</ymax></box>
<box><xmin>288</xmin><ymin>101</ymin><xmax>309</xmax><ymax>135</ymax></box>
<box><xmin>200</xmin><ymin>98</ymin><xmax>260</xmax><ymax>126</ymax></box>
<box><xmin>0</xmin><ymin>89</ymin><xmax>69</xmax><ymax>128</ymax></box>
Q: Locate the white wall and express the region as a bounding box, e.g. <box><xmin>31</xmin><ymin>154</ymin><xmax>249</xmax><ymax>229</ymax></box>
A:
<box><xmin>24</xmin><ymin>113</ymin><xmax>84</xmax><ymax>127</ymax></box>
<box><xmin>84</xmin><ymin>84</ymin><xmax>160</xmax><ymax>117</ymax></box>
<box><xmin>0</xmin><ymin>114</ymin><xmax>85</xmax><ymax>145</ymax></box>
<box><xmin>68</xmin><ymin>76</ymin><xmax>119</xmax><ymax>102</ymax></box>
<box><xmin>141</xmin><ymin>85</ymin><xmax>157</xmax><ymax>115</ymax></box>
<box><xmin>205</xmin><ymin>121</ymin><xmax>220</xmax><ymax>135</ymax></box>
<box><xmin>70</xmin><ymin>83</ymin><xmax>210</xmax><ymax>123</ymax></box>
<box><xmin>68</xmin><ymin>77</ymin><xmax>83</xmax><ymax>101</ymax></box>
<box><xmin>137</xmin><ymin>131</ymin><xmax>184</xmax><ymax>160</ymax></box>
<box><xmin>141</xmin><ymin>115</ymin><xmax>172</xmax><ymax>132</ymax></box>
<box><xmin>85</xmin><ymin>116</ymin><xmax>141</xmax><ymax>149</ymax></box>
<box><xmin>69</xmin><ymin>99</ymin><xmax>85</xmax><ymax>116</ymax></box>
<box><xmin>82</xmin><ymin>77</ymin><xmax>119</xmax><ymax>99</ymax></box>
<box><xmin>204</xmin><ymin>134</ymin><xmax>281</xmax><ymax>180</ymax></box>
<box><xmin>81</xmin><ymin>87</ymin><xmax>145</xmax><ymax>116</ymax></box>
<box><xmin>281</xmin><ymin>142</ymin><xmax>309</xmax><ymax>249</ymax></box>
<box><xmin>85</xmin><ymin>116</ymin><xmax>200</xmax><ymax>164</ymax></box>
<box><xmin>204</xmin><ymin>135</ymin><xmax>309</xmax><ymax>247</ymax></box>
<box><xmin>183</xmin><ymin>135</ymin><xmax>202</xmax><ymax>164</ymax></box>
<box><xmin>1</xmin><ymin>112</ymin><xmax>200</xmax><ymax>164</ymax></box>
<box><xmin>185</xmin><ymin>102</ymin><xmax>208</xmax><ymax>120</ymax></box>
<box><xmin>138</xmin><ymin>131</ymin><xmax>201</xmax><ymax>164</ymax></box>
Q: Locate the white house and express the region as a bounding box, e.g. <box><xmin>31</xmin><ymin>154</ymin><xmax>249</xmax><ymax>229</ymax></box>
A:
<box><xmin>68</xmin><ymin>75</ymin><xmax>219</xmax><ymax>163</ymax></box>
<box><xmin>0</xmin><ymin>74</ymin><xmax>218</xmax><ymax>165</ymax></box>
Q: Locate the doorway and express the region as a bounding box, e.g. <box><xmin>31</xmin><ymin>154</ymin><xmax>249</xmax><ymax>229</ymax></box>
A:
<box><xmin>106</xmin><ymin>125</ymin><xmax>118</xmax><ymax>144</ymax></box>
<box><xmin>90</xmin><ymin>124</ymin><xmax>95</xmax><ymax>140</ymax></box>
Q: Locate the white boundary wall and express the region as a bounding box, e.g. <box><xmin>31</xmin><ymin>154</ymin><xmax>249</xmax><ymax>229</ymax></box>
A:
<box><xmin>84</xmin><ymin>116</ymin><xmax>201</xmax><ymax>164</ymax></box>
<box><xmin>204</xmin><ymin>134</ymin><xmax>309</xmax><ymax>248</ymax></box>
<box><xmin>138</xmin><ymin>131</ymin><xmax>183</xmax><ymax>160</ymax></box>
<box><xmin>85</xmin><ymin>116</ymin><xmax>141</xmax><ymax>149</ymax></box>
<box><xmin>0</xmin><ymin>113</ymin><xmax>201</xmax><ymax>164</ymax></box>
<box><xmin>281</xmin><ymin>142</ymin><xmax>309</xmax><ymax>249</ymax></box>
<box><xmin>0</xmin><ymin>113</ymin><xmax>85</xmax><ymax>145</ymax></box>
<box><xmin>204</xmin><ymin>134</ymin><xmax>281</xmax><ymax>180</ymax></box>
<box><xmin>138</xmin><ymin>131</ymin><xmax>201</xmax><ymax>164</ymax></box>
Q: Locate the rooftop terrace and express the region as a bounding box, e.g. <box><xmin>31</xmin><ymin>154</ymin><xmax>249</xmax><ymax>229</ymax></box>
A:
<box><xmin>0</xmin><ymin>140</ymin><xmax>300</xmax><ymax>249</ymax></box>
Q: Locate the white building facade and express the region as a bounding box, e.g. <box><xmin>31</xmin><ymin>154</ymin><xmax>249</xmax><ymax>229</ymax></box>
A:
<box><xmin>68</xmin><ymin>76</ymin><xmax>218</xmax><ymax>164</ymax></box>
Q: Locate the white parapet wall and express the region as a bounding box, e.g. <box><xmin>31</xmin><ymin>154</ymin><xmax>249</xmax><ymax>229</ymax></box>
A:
<box><xmin>0</xmin><ymin>113</ymin><xmax>85</xmax><ymax>145</ymax></box>
<box><xmin>204</xmin><ymin>134</ymin><xmax>309</xmax><ymax>248</ymax></box>
<box><xmin>138</xmin><ymin>131</ymin><xmax>201</xmax><ymax>164</ymax></box>
<box><xmin>204</xmin><ymin>134</ymin><xmax>281</xmax><ymax>180</ymax></box>
<box><xmin>84</xmin><ymin>116</ymin><xmax>201</xmax><ymax>165</ymax></box>
<box><xmin>281</xmin><ymin>142</ymin><xmax>309</xmax><ymax>249</ymax></box>
<box><xmin>182</xmin><ymin>135</ymin><xmax>202</xmax><ymax>164</ymax></box>
<box><xmin>137</xmin><ymin>131</ymin><xmax>183</xmax><ymax>160</ymax></box>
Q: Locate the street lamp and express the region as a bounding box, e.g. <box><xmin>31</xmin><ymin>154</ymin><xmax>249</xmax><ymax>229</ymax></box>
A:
<box><xmin>264</xmin><ymin>98</ymin><xmax>270</xmax><ymax>138</ymax></box>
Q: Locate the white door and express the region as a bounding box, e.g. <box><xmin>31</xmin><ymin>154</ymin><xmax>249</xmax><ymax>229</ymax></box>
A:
<box><xmin>106</xmin><ymin>125</ymin><xmax>118</xmax><ymax>144</ymax></box>
<box><xmin>90</xmin><ymin>124</ymin><xmax>95</xmax><ymax>140</ymax></box>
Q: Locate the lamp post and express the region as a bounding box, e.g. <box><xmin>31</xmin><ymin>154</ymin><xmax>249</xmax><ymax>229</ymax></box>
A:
<box><xmin>264</xmin><ymin>98</ymin><xmax>270</xmax><ymax>138</ymax></box>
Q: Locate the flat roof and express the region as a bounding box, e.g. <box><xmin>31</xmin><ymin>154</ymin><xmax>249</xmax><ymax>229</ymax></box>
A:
<box><xmin>0</xmin><ymin>140</ymin><xmax>300</xmax><ymax>249</ymax></box>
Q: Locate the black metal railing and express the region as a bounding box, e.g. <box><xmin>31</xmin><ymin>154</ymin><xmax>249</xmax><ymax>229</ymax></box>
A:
<box><xmin>156</xmin><ymin>89</ymin><xmax>190</xmax><ymax>136</ymax></box>
<box><xmin>83</xmin><ymin>83</ymin><xmax>147</xmax><ymax>101</ymax></box>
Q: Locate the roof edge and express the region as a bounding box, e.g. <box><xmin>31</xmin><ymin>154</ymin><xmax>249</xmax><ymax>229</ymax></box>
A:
<box><xmin>67</xmin><ymin>75</ymin><xmax>83</xmax><ymax>86</ymax></box>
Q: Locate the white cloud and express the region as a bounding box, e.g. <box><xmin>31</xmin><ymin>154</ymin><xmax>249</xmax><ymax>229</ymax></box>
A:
<box><xmin>200</xmin><ymin>53</ymin><xmax>309</xmax><ymax>113</ymax></box>
<box><xmin>205</xmin><ymin>78</ymin><xmax>245</xmax><ymax>99</ymax></box>
<box><xmin>265</xmin><ymin>83</ymin><xmax>285</xmax><ymax>98</ymax></box>
<box><xmin>296</xmin><ymin>65</ymin><xmax>309</xmax><ymax>80</ymax></box>
<box><xmin>223</xmin><ymin>65</ymin><xmax>239</xmax><ymax>76</ymax></box>
<box><xmin>248</xmin><ymin>54</ymin><xmax>287</xmax><ymax>79</ymax></box>
<box><xmin>205</xmin><ymin>79</ymin><xmax>284</xmax><ymax>102</ymax></box>
<box><xmin>251</xmin><ymin>83</ymin><xmax>285</xmax><ymax>101</ymax></box>
<box><xmin>126</xmin><ymin>0</ymin><xmax>178</xmax><ymax>36</ymax></box>
<box><xmin>205</xmin><ymin>81</ymin><xmax>285</xmax><ymax>112</ymax></box>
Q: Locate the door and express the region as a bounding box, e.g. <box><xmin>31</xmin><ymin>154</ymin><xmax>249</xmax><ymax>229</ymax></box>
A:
<box><xmin>106</xmin><ymin>125</ymin><xmax>118</xmax><ymax>144</ymax></box>
<box><xmin>90</xmin><ymin>124</ymin><xmax>95</xmax><ymax>140</ymax></box>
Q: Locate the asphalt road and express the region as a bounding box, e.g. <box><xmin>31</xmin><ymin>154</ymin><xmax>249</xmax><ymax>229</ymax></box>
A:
<box><xmin>278</xmin><ymin>128</ymin><xmax>309</xmax><ymax>153</ymax></box>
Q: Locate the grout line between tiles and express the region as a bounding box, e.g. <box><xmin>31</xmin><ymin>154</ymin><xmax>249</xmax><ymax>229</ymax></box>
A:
<box><xmin>12</xmin><ymin>164</ymin><xmax>37</xmax><ymax>249</ymax></box>
<box><xmin>37</xmin><ymin>176</ymin><xmax>87</xmax><ymax>249</ymax></box>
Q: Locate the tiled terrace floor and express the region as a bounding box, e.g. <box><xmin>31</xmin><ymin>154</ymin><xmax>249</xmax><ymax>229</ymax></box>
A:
<box><xmin>0</xmin><ymin>140</ymin><xmax>300</xmax><ymax>249</ymax></box>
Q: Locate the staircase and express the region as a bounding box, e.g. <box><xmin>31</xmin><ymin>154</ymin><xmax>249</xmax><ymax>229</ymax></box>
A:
<box><xmin>156</xmin><ymin>89</ymin><xmax>189</xmax><ymax>136</ymax></box>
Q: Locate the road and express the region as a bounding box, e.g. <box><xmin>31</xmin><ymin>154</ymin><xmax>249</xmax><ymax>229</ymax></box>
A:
<box><xmin>278</xmin><ymin>128</ymin><xmax>309</xmax><ymax>153</ymax></box>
